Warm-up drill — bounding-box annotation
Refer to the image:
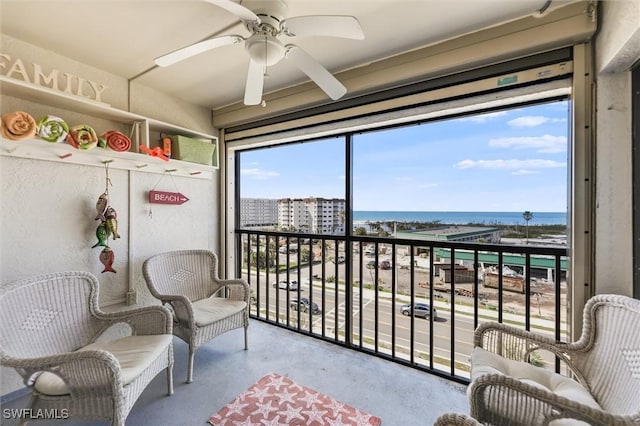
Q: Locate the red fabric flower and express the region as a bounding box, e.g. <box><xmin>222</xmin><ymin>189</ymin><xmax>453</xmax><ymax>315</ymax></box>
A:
<box><xmin>102</xmin><ymin>130</ymin><xmax>131</xmax><ymax>152</ymax></box>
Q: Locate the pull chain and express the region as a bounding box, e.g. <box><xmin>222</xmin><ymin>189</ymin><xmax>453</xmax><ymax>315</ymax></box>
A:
<box><xmin>263</xmin><ymin>37</ymin><xmax>268</xmax><ymax>78</ymax></box>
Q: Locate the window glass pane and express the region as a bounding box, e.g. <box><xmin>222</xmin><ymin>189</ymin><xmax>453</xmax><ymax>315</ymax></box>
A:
<box><xmin>352</xmin><ymin>100</ymin><xmax>569</xmax><ymax>244</ymax></box>
<box><xmin>239</xmin><ymin>137</ymin><xmax>346</xmax><ymax>235</ymax></box>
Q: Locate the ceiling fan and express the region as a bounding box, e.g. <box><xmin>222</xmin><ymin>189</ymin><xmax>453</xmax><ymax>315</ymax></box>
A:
<box><xmin>154</xmin><ymin>0</ymin><xmax>364</xmax><ymax>106</ymax></box>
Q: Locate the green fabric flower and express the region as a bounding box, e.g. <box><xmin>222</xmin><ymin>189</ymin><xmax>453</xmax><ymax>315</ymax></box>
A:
<box><xmin>37</xmin><ymin>115</ymin><xmax>69</xmax><ymax>143</ymax></box>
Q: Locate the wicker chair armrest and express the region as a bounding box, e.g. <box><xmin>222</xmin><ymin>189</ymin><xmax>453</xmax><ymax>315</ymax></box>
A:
<box><xmin>474</xmin><ymin>322</ymin><xmax>591</xmax><ymax>393</ymax></box>
<box><xmin>474</xmin><ymin>321</ymin><xmax>576</xmax><ymax>352</ymax></box>
<box><xmin>4</xmin><ymin>350</ymin><xmax>122</xmax><ymax>396</ymax></box>
<box><xmin>433</xmin><ymin>413</ymin><xmax>482</xmax><ymax>426</ymax></box>
<box><xmin>154</xmin><ymin>294</ymin><xmax>196</xmax><ymax>327</ymax></box>
<box><xmin>95</xmin><ymin>305</ymin><xmax>173</xmax><ymax>335</ymax></box>
<box><xmin>469</xmin><ymin>374</ymin><xmax>635</xmax><ymax>426</ymax></box>
<box><xmin>213</xmin><ymin>278</ymin><xmax>249</xmax><ymax>302</ymax></box>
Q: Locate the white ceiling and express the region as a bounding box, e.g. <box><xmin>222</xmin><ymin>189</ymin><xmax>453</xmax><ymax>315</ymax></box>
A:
<box><xmin>0</xmin><ymin>0</ymin><xmax>575</xmax><ymax>110</ymax></box>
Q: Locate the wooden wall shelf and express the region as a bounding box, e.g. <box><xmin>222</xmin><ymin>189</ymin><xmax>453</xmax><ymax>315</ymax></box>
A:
<box><xmin>0</xmin><ymin>76</ymin><xmax>219</xmax><ymax>178</ymax></box>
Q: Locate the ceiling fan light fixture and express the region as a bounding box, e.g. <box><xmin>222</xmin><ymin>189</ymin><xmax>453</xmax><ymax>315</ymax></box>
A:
<box><xmin>245</xmin><ymin>34</ymin><xmax>285</xmax><ymax>66</ymax></box>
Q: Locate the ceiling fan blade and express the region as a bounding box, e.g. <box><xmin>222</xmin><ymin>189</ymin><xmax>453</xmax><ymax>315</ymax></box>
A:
<box><xmin>244</xmin><ymin>59</ymin><xmax>265</xmax><ymax>105</ymax></box>
<box><xmin>154</xmin><ymin>35</ymin><xmax>243</xmax><ymax>67</ymax></box>
<box><xmin>203</xmin><ymin>0</ymin><xmax>261</xmax><ymax>24</ymax></box>
<box><xmin>284</xmin><ymin>44</ymin><xmax>347</xmax><ymax>101</ymax></box>
<box><xmin>281</xmin><ymin>16</ymin><xmax>364</xmax><ymax>40</ymax></box>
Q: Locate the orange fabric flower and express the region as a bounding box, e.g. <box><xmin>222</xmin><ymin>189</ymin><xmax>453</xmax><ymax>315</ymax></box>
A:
<box><xmin>1</xmin><ymin>111</ymin><xmax>37</xmax><ymax>141</ymax></box>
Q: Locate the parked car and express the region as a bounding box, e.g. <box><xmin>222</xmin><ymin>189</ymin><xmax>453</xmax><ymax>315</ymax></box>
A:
<box><xmin>278</xmin><ymin>245</ymin><xmax>298</xmax><ymax>254</ymax></box>
<box><xmin>366</xmin><ymin>260</ymin><xmax>376</xmax><ymax>269</ymax></box>
<box><xmin>379</xmin><ymin>260</ymin><xmax>391</xmax><ymax>270</ymax></box>
<box><xmin>332</xmin><ymin>255</ymin><xmax>346</xmax><ymax>264</ymax></box>
<box><xmin>290</xmin><ymin>297</ymin><xmax>320</xmax><ymax>314</ymax></box>
<box><xmin>400</xmin><ymin>302</ymin><xmax>437</xmax><ymax>319</ymax></box>
<box><xmin>272</xmin><ymin>280</ymin><xmax>298</xmax><ymax>290</ymax></box>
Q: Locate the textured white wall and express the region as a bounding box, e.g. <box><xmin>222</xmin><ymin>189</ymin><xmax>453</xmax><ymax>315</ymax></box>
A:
<box><xmin>0</xmin><ymin>158</ymin><xmax>131</xmax><ymax>303</ymax></box>
<box><xmin>0</xmin><ymin>34</ymin><xmax>219</xmax><ymax>301</ymax></box>
<box><xmin>1</xmin><ymin>34</ymin><xmax>129</xmax><ymax>110</ymax></box>
<box><xmin>593</xmin><ymin>0</ymin><xmax>640</xmax><ymax>296</ymax></box>
<box><xmin>594</xmin><ymin>73</ymin><xmax>633</xmax><ymax>295</ymax></box>
<box><xmin>130</xmin><ymin>82</ymin><xmax>215</xmax><ymax>136</ymax></box>
<box><xmin>127</xmin><ymin>170</ymin><xmax>217</xmax><ymax>307</ymax></box>
<box><xmin>596</xmin><ymin>0</ymin><xmax>640</xmax><ymax>73</ymax></box>
<box><xmin>0</xmin><ymin>34</ymin><xmax>219</xmax><ymax>395</ymax></box>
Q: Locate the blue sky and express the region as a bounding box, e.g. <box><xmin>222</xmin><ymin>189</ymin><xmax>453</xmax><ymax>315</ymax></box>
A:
<box><xmin>239</xmin><ymin>100</ymin><xmax>569</xmax><ymax>212</ymax></box>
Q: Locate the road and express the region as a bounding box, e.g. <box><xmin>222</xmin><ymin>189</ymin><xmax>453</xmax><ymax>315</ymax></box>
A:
<box><xmin>248</xmin><ymin>264</ymin><xmax>477</xmax><ymax>374</ymax></box>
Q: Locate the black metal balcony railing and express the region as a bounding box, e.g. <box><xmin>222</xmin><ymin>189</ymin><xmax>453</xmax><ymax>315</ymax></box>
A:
<box><xmin>236</xmin><ymin>230</ymin><xmax>568</xmax><ymax>384</ymax></box>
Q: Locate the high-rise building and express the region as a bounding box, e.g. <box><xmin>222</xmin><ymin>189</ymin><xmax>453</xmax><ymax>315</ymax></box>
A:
<box><xmin>278</xmin><ymin>197</ymin><xmax>345</xmax><ymax>234</ymax></box>
<box><xmin>240</xmin><ymin>198</ymin><xmax>278</xmax><ymax>228</ymax></box>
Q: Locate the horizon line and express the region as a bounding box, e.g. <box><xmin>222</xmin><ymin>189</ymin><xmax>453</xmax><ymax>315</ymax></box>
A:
<box><xmin>353</xmin><ymin>210</ymin><xmax>566</xmax><ymax>213</ymax></box>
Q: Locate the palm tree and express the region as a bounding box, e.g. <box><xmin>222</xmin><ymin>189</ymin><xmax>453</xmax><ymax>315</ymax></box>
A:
<box><xmin>522</xmin><ymin>211</ymin><xmax>534</xmax><ymax>244</ymax></box>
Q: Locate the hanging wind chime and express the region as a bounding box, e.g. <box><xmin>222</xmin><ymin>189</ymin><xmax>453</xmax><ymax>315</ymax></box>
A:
<box><xmin>92</xmin><ymin>161</ymin><xmax>119</xmax><ymax>273</ymax></box>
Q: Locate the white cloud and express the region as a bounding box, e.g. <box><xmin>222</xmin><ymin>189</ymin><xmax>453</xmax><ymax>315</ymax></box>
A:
<box><xmin>459</xmin><ymin>111</ymin><xmax>507</xmax><ymax>123</ymax></box>
<box><xmin>508</xmin><ymin>116</ymin><xmax>548</xmax><ymax>127</ymax></box>
<box><xmin>488</xmin><ymin>134</ymin><xmax>566</xmax><ymax>153</ymax></box>
<box><xmin>508</xmin><ymin>116</ymin><xmax>567</xmax><ymax>127</ymax></box>
<box><xmin>454</xmin><ymin>159</ymin><xmax>565</xmax><ymax>170</ymax></box>
<box><xmin>240</xmin><ymin>168</ymin><xmax>280</xmax><ymax>180</ymax></box>
<box><xmin>511</xmin><ymin>169</ymin><xmax>540</xmax><ymax>176</ymax></box>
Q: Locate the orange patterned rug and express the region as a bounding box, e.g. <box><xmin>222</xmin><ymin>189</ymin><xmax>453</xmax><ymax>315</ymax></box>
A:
<box><xmin>208</xmin><ymin>372</ymin><xmax>382</xmax><ymax>426</ymax></box>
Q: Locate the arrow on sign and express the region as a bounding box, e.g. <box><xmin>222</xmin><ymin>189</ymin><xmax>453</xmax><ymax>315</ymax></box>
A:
<box><xmin>149</xmin><ymin>190</ymin><xmax>189</xmax><ymax>205</ymax></box>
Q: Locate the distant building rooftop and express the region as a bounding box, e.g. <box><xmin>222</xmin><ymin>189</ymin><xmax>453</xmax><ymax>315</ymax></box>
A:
<box><xmin>396</xmin><ymin>226</ymin><xmax>501</xmax><ymax>242</ymax></box>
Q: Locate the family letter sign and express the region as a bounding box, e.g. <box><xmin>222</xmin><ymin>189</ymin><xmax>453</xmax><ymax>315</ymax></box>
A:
<box><xmin>0</xmin><ymin>53</ymin><xmax>108</xmax><ymax>103</ymax></box>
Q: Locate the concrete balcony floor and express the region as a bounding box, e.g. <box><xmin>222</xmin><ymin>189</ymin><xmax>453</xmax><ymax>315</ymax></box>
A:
<box><xmin>2</xmin><ymin>320</ymin><xmax>469</xmax><ymax>425</ymax></box>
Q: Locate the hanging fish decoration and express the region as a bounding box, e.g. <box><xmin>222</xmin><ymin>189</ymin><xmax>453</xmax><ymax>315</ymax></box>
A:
<box><xmin>105</xmin><ymin>206</ymin><xmax>120</xmax><ymax>239</ymax></box>
<box><xmin>99</xmin><ymin>246</ymin><xmax>116</xmax><ymax>273</ymax></box>
<box><xmin>92</xmin><ymin>222</ymin><xmax>110</xmax><ymax>248</ymax></box>
<box><xmin>95</xmin><ymin>192</ymin><xmax>109</xmax><ymax>221</ymax></box>
<box><xmin>93</xmin><ymin>162</ymin><xmax>120</xmax><ymax>275</ymax></box>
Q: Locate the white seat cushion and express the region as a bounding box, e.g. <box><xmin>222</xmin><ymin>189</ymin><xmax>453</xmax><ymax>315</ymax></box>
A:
<box><xmin>34</xmin><ymin>334</ymin><xmax>172</xmax><ymax>396</ymax></box>
<box><xmin>191</xmin><ymin>297</ymin><xmax>247</xmax><ymax>327</ymax></box>
<box><xmin>470</xmin><ymin>347</ymin><xmax>601</xmax><ymax>426</ymax></box>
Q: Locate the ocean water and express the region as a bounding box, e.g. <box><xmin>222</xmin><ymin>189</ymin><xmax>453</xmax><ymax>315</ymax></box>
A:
<box><xmin>353</xmin><ymin>211</ymin><xmax>566</xmax><ymax>226</ymax></box>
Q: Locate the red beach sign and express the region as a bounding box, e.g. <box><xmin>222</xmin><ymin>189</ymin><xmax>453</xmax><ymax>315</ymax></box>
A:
<box><xmin>149</xmin><ymin>190</ymin><xmax>189</xmax><ymax>205</ymax></box>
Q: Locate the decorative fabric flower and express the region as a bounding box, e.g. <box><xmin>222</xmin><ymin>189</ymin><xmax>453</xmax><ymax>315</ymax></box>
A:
<box><xmin>1</xmin><ymin>111</ymin><xmax>37</xmax><ymax>141</ymax></box>
<box><xmin>67</xmin><ymin>124</ymin><xmax>98</xmax><ymax>150</ymax></box>
<box><xmin>37</xmin><ymin>115</ymin><xmax>69</xmax><ymax>143</ymax></box>
<box><xmin>101</xmin><ymin>130</ymin><xmax>131</xmax><ymax>152</ymax></box>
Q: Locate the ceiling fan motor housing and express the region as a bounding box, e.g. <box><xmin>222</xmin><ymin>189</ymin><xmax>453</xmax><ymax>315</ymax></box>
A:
<box><xmin>245</xmin><ymin>33</ymin><xmax>285</xmax><ymax>66</ymax></box>
<box><xmin>242</xmin><ymin>0</ymin><xmax>288</xmax><ymax>66</ymax></box>
<box><xmin>244</xmin><ymin>0</ymin><xmax>288</xmax><ymax>27</ymax></box>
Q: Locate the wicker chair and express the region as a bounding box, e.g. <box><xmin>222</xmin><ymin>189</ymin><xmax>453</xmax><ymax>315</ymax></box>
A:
<box><xmin>434</xmin><ymin>413</ymin><xmax>482</xmax><ymax>425</ymax></box>
<box><xmin>143</xmin><ymin>249</ymin><xmax>249</xmax><ymax>383</ymax></box>
<box><xmin>0</xmin><ymin>271</ymin><xmax>174</xmax><ymax>426</ymax></box>
<box><xmin>468</xmin><ymin>294</ymin><xmax>640</xmax><ymax>426</ymax></box>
